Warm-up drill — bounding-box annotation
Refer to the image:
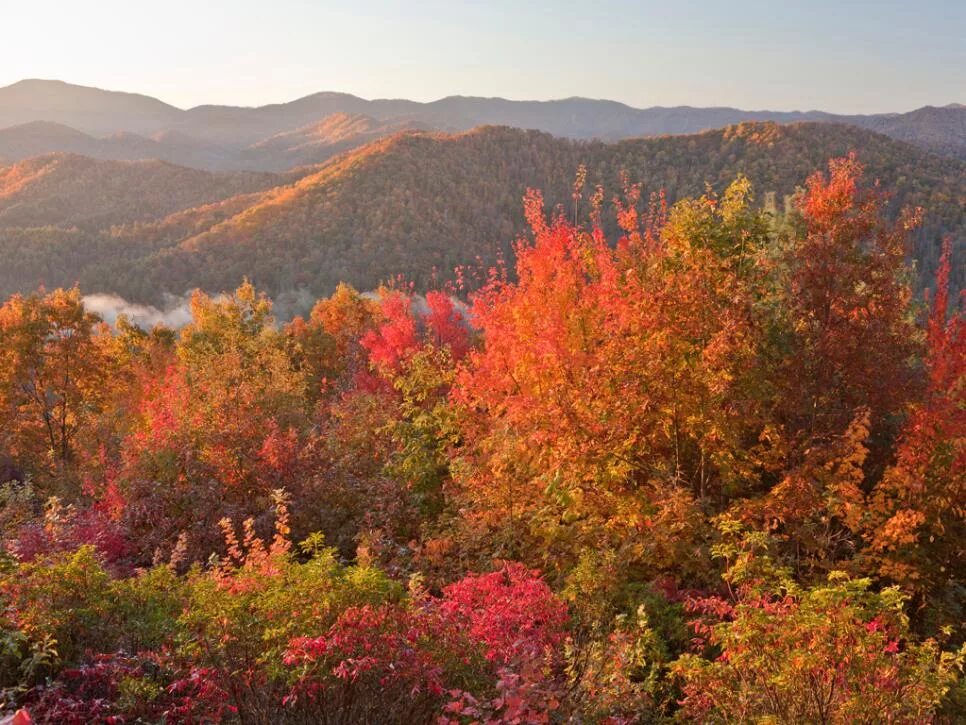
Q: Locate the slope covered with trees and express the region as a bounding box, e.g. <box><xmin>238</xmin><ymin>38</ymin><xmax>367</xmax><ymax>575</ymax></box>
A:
<box><xmin>0</xmin><ymin>155</ymin><xmax>962</xmax><ymax>722</ymax></box>
<box><xmin>858</xmin><ymin>104</ymin><xmax>966</xmax><ymax>160</ymax></box>
<box><xmin>236</xmin><ymin>113</ymin><xmax>433</xmax><ymax>171</ymax></box>
<box><xmin>0</xmin><ymin>153</ymin><xmax>280</xmax><ymax>230</ymax></box>
<box><xmin>0</xmin><ymin>122</ymin><xmax>960</xmax><ymax>304</ymax></box>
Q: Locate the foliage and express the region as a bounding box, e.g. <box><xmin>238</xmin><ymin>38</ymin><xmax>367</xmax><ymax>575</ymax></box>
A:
<box><xmin>0</xmin><ymin>156</ymin><xmax>962</xmax><ymax>721</ymax></box>
<box><xmin>113</xmin><ymin>282</ymin><xmax>309</xmax><ymax>562</ymax></box>
<box><xmin>862</xmin><ymin>238</ymin><xmax>965</xmax><ymax>631</ymax></box>
<box><xmin>672</xmin><ymin>524</ymin><xmax>964</xmax><ymax>724</ymax></box>
<box><xmin>0</xmin><ymin>287</ymin><xmax>115</xmax><ymax>492</ymax></box>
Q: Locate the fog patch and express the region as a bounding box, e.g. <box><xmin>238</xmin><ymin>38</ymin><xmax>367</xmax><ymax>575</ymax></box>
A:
<box><xmin>82</xmin><ymin>288</ymin><xmax>470</xmax><ymax>331</ymax></box>
<box><xmin>82</xmin><ymin>293</ymin><xmax>193</xmax><ymax>329</ymax></box>
<box><xmin>272</xmin><ymin>287</ymin><xmax>317</xmax><ymax>321</ymax></box>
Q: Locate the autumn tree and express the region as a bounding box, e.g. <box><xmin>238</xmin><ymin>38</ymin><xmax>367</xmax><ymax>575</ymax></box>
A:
<box><xmin>0</xmin><ymin>288</ymin><xmax>114</xmax><ymax>492</ymax></box>
<box><xmin>775</xmin><ymin>152</ymin><xmax>922</xmax><ymax>460</ymax></box>
<box><xmin>295</xmin><ymin>287</ymin><xmax>470</xmax><ymax>562</ymax></box>
<box><xmin>114</xmin><ymin>282</ymin><xmax>309</xmax><ymax>562</ymax></box>
<box><xmin>285</xmin><ymin>282</ymin><xmax>381</xmax><ymax>400</ymax></box>
<box><xmin>734</xmin><ymin>154</ymin><xmax>926</xmax><ymax>579</ymax></box>
<box><xmin>451</xmin><ymin>179</ymin><xmax>774</xmax><ymax>579</ymax></box>
<box><xmin>863</xmin><ymin>240</ymin><xmax>964</xmax><ymax>630</ymax></box>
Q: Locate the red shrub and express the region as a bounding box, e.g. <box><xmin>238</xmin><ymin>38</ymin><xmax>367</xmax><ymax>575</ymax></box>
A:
<box><xmin>23</xmin><ymin>652</ymin><xmax>230</xmax><ymax>725</ymax></box>
<box><xmin>283</xmin><ymin>564</ymin><xmax>570</xmax><ymax>722</ymax></box>
<box><xmin>440</xmin><ymin>562</ymin><xmax>570</xmax><ymax>665</ymax></box>
<box><xmin>12</xmin><ymin>504</ymin><xmax>131</xmax><ymax>574</ymax></box>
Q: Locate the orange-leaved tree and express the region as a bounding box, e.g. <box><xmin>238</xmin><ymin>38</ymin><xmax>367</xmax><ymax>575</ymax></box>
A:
<box><xmin>113</xmin><ymin>282</ymin><xmax>308</xmax><ymax>562</ymax></box>
<box><xmin>452</xmin><ymin>178</ymin><xmax>774</xmax><ymax>578</ymax></box>
<box><xmin>734</xmin><ymin>154</ymin><xmax>926</xmax><ymax>580</ymax></box>
<box><xmin>0</xmin><ymin>287</ymin><xmax>114</xmax><ymax>492</ymax></box>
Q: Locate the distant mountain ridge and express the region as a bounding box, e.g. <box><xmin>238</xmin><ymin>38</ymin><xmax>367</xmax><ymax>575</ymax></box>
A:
<box><xmin>0</xmin><ymin>121</ymin><xmax>241</xmax><ymax>170</ymax></box>
<box><xmin>0</xmin><ymin>79</ymin><xmax>181</xmax><ymax>136</ymax></box>
<box><xmin>0</xmin><ymin>80</ymin><xmax>963</xmax><ymax>170</ymax></box>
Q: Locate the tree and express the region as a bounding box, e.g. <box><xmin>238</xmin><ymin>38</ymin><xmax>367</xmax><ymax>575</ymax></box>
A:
<box><xmin>285</xmin><ymin>282</ymin><xmax>381</xmax><ymax>400</ymax></box>
<box><xmin>733</xmin><ymin>155</ymin><xmax>927</xmax><ymax>579</ymax></box>
<box><xmin>451</xmin><ymin>179</ymin><xmax>776</xmax><ymax>576</ymax></box>
<box><xmin>0</xmin><ymin>288</ymin><xmax>113</xmax><ymax>490</ymax></box>
<box><xmin>776</xmin><ymin>153</ymin><xmax>922</xmax><ymax>463</ymax></box>
<box><xmin>113</xmin><ymin>282</ymin><xmax>309</xmax><ymax>562</ymax></box>
<box><xmin>863</xmin><ymin>239</ymin><xmax>964</xmax><ymax>629</ymax></box>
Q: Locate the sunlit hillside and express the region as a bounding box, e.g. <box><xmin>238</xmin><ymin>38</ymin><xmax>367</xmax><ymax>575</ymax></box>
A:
<box><xmin>0</xmin><ymin>122</ymin><xmax>961</xmax><ymax>306</ymax></box>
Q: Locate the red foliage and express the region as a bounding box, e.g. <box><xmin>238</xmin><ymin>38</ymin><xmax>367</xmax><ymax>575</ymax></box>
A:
<box><xmin>438</xmin><ymin>563</ymin><xmax>569</xmax><ymax>723</ymax></box>
<box><xmin>111</xmin><ymin>357</ymin><xmax>304</xmax><ymax>562</ymax></box>
<box><xmin>284</xmin><ymin>603</ymin><xmax>453</xmax><ymax>702</ymax></box>
<box><xmin>23</xmin><ymin>652</ymin><xmax>230</xmax><ymax>725</ymax></box>
<box><xmin>782</xmin><ymin>153</ymin><xmax>921</xmax><ymax>440</ymax></box>
<box><xmin>284</xmin><ymin>563</ymin><xmax>569</xmax><ymax>719</ymax></box>
<box><xmin>865</xmin><ymin>238</ymin><xmax>964</xmax><ymax>601</ymax></box>
<box><xmin>360</xmin><ymin>290</ymin><xmax>471</xmax><ymax>390</ymax></box>
<box><xmin>924</xmin><ymin>238</ymin><xmax>964</xmax><ymax>397</ymax></box>
<box><xmin>440</xmin><ymin>562</ymin><xmax>569</xmax><ymax>665</ymax></box>
<box><xmin>164</xmin><ymin>665</ymin><xmax>237</xmax><ymax>723</ymax></box>
<box><xmin>424</xmin><ymin>291</ymin><xmax>471</xmax><ymax>362</ymax></box>
<box><xmin>12</xmin><ymin>506</ymin><xmax>131</xmax><ymax>573</ymax></box>
<box><xmin>361</xmin><ymin>291</ymin><xmax>419</xmax><ymax>376</ymax></box>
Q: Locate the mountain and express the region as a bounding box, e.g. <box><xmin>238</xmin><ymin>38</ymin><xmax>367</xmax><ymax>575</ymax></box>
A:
<box><xmin>0</xmin><ymin>123</ymin><xmax>961</xmax><ymax>307</ymax></box>
<box><xmin>0</xmin><ymin>121</ymin><xmax>241</xmax><ymax>170</ymax></box>
<box><xmin>852</xmin><ymin>105</ymin><xmax>966</xmax><ymax>160</ymax></box>
<box><xmin>0</xmin><ymin>88</ymin><xmax>432</xmax><ymax>171</ymax></box>
<box><xmin>237</xmin><ymin>113</ymin><xmax>433</xmax><ymax>171</ymax></box>
<box><xmin>0</xmin><ymin>79</ymin><xmax>181</xmax><ymax>136</ymax></box>
<box><xmin>0</xmin><ymin>153</ymin><xmax>280</xmax><ymax>229</ymax></box>
<box><xmin>0</xmin><ymin>121</ymin><xmax>99</xmax><ymax>158</ymax></box>
<box><xmin>396</xmin><ymin>96</ymin><xmax>825</xmax><ymax>139</ymax></box>
<box><xmin>173</xmin><ymin>92</ymin><xmax>418</xmax><ymax>147</ymax></box>
<box><xmin>0</xmin><ymin>80</ymin><xmax>963</xmax><ymax>171</ymax></box>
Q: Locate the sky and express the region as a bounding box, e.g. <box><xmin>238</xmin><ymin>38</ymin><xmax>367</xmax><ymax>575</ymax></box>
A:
<box><xmin>1</xmin><ymin>0</ymin><xmax>962</xmax><ymax>113</ymax></box>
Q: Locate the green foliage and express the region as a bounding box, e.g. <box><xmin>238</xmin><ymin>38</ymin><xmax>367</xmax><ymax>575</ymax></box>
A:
<box><xmin>385</xmin><ymin>346</ymin><xmax>461</xmax><ymax>518</ymax></box>
<box><xmin>673</xmin><ymin>531</ymin><xmax>965</xmax><ymax>723</ymax></box>
<box><xmin>106</xmin><ymin>565</ymin><xmax>185</xmax><ymax>654</ymax></box>
<box><xmin>0</xmin><ymin>546</ymin><xmax>111</xmax><ymax>676</ymax></box>
<box><xmin>564</xmin><ymin>552</ymin><xmax>690</xmax><ymax>722</ymax></box>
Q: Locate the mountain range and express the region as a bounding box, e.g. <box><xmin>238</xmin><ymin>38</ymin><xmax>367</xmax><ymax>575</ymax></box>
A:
<box><xmin>0</xmin><ymin>121</ymin><xmax>962</xmax><ymax>309</ymax></box>
<box><xmin>0</xmin><ymin>80</ymin><xmax>964</xmax><ymax>171</ymax></box>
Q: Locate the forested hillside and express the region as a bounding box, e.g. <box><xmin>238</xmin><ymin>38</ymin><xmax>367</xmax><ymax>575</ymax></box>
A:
<box><xmin>857</xmin><ymin>104</ymin><xmax>966</xmax><ymax>160</ymax></box>
<box><xmin>0</xmin><ymin>155</ymin><xmax>962</xmax><ymax>722</ymax></box>
<box><xmin>0</xmin><ymin>122</ymin><xmax>961</xmax><ymax>305</ymax></box>
<box><xmin>0</xmin><ymin>153</ymin><xmax>280</xmax><ymax>229</ymax></box>
<box><xmin>236</xmin><ymin>113</ymin><xmax>433</xmax><ymax>171</ymax></box>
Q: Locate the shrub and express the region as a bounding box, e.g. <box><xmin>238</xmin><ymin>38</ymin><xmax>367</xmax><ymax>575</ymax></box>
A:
<box><xmin>0</xmin><ymin>546</ymin><xmax>112</xmax><ymax>679</ymax></box>
<box><xmin>672</xmin><ymin>529</ymin><xmax>964</xmax><ymax>724</ymax></box>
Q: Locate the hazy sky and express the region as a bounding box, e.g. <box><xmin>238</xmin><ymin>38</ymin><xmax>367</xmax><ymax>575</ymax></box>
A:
<box><xmin>2</xmin><ymin>0</ymin><xmax>962</xmax><ymax>113</ymax></box>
